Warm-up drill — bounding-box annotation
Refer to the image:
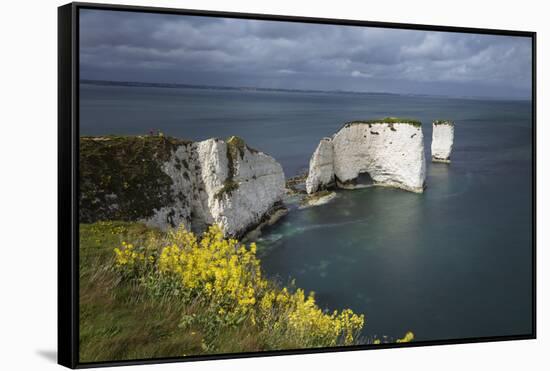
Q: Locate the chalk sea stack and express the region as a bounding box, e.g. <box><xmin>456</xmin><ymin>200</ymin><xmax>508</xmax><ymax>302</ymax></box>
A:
<box><xmin>306</xmin><ymin>118</ymin><xmax>426</xmax><ymax>194</ymax></box>
<box><xmin>79</xmin><ymin>135</ymin><xmax>286</xmax><ymax>238</ymax></box>
<box><xmin>431</xmin><ymin>120</ymin><xmax>455</xmax><ymax>163</ymax></box>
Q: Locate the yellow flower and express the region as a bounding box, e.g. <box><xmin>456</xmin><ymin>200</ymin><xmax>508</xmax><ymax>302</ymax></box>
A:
<box><xmin>396</xmin><ymin>331</ymin><xmax>415</xmax><ymax>343</ymax></box>
<box><xmin>113</xmin><ymin>223</ymin><xmax>366</xmax><ymax>346</ymax></box>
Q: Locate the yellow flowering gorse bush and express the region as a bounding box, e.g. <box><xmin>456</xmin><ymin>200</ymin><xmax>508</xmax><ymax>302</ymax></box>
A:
<box><xmin>114</xmin><ymin>224</ymin><xmax>366</xmax><ymax>348</ymax></box>
<box><xmin>157</xmin><ymin>226</ymin><xmax>263</xmax><ymax>320</ymax></box>
<box><xmin>256</xmin><ymin>287</ymin><xmax>365</xmax><ymax>347</ymax></box>
<box><xmin>114</xmin><ymin>241</ymin><xmax>144</xmax><ymax>265</ymax></box>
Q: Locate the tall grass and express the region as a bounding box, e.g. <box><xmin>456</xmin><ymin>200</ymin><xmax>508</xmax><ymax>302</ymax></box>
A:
<box><xmin>79</xmin><ymin>221</ymin><xmax>411</xmax><ymax>362</ymax></box>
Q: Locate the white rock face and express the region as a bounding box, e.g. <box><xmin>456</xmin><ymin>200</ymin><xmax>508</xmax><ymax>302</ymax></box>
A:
<box><xmin>196</xmin><ymin>138</ymin><xmax>286</xmax><ymax>237</ymax></box>
<box><xmin>431</xmin><ymin>121</ymin><xmax>454</xmax><ymax>163</ymax></box>
<box><xmin>146</xmin><ymin>144</ymin><xmax>196</xmax><ymax>230</ymax></box>
<box><xmin>305</xmin><ymin>138</ymin><xmax>334</xmax><ymax>194</ymax></box>
<box><xmin>306</xmin><ymin>121</ymin><xmax>426</xmax><ymax>194</ymax></box>
<box><xmin>146</xmin><ymin>137</ymin><xmax>286</xmax><ymax>238</ymax></box>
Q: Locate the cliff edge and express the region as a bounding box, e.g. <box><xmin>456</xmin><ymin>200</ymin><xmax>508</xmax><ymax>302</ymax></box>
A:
<box><xmin>79</xmin><ymin>135</ymin><xmax>286</xmax><ymax>238</ymax></box>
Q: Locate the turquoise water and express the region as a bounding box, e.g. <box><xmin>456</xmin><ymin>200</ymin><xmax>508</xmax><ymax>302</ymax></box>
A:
<box><xmin>80</xmin><ymin>83</ymin><xmax>533</xmax><ymax>342</ymax></box>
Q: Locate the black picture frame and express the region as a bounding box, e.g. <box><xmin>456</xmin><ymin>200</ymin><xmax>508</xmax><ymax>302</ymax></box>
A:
<box><xmin>58</xmin><ymin>2</ymin><xmax>537</xmax><ymax>368</ymax></box>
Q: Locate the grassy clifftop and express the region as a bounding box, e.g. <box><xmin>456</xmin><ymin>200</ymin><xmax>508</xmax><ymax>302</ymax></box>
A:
<box><xmin>433</xmin><ymin>120</ymin><xmax>454</xmax><ymax>126</ymax></box>
<box><xmin>79</xmin><ymin>221</ymin><xmax>373</xmax><ymax>361</ymax></box>
<box><xmin>344</xmin><ymin>117</ymin><xmax>422</xmax><ymax>128</ymax></box>
<box><xmin>79</xmin><ymin>135</ymin><xmax>190</xmax><ymax>223</ymax></box>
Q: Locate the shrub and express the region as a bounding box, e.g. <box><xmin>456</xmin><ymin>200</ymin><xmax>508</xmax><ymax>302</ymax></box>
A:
<box><xmin>433</xmin><ymin>120</ymin><xmax>454</xmax><ymax>126</ymax></box>
<box><xmin>114</xmin><ymin>225</ymin><xmax>365</xmax><ymax>348</ymax></box>
<box><xmin>214</xmin><ymin>179</ymin><xmax>240</xmax><ymax>200</ymax></box>
<box><xmin>344</xmin><ymin>117</ymin><xmax>422</xmax><ymax>128</ymax></box>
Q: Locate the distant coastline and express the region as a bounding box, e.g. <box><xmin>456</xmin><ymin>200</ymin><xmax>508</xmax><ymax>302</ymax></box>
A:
<box><xmin>80</xmin><ymin>79</ymin><xmax>400</xmax><ymax>97</ymax></box>
<box><xmin>80</xmin><ymin>79</ymin><xmax>530</xmax><ymax>102</ymax></box>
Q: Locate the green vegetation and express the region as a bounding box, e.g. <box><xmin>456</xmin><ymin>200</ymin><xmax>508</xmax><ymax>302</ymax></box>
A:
<box><xmin>226</xmin><ymin>135</ymin><xmax>247</xmax><ymax>159</ymax></box>
<box><xmin>225</xmin><ymin>136</ymin><xmax>242</xmax><ymax>183</ymax></box>
<box><xmin>433</xmin><ymin>120</ymin><xmax>454</xmax><ymax>126</ymax></box>
<box><xmin>79</xmin><ymin>221</ymin><xmax>191</xmax><ymax>362</ymax></box>
<box><xmin>79</xmin><ymin>221</ymin><xmax>382</xmax><ymax>362</ymax></box>
<box><xmin>215</xmin><ymin>136</ymin><xmax>249</xmax><ymax>201</ymax></box>
<box><xmin>79</xmin><ymin>136</ymin><xmax>190</xmax><ymax>223</ymax></box>
<box><xmin>214</xmin><ymin>179</ymin><xmax>240</xmax><ymax>200</ymax></box>
<box><xmin>344</xmin><ymin>117</ymin><xmax>422</xmax><ymax>128</ymax></box>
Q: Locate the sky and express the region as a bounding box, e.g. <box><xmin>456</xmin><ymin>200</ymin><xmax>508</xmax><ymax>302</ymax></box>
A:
<box><xmin>80</xmin><ymin>9</ymin><xmax>533</xmax><ymax>99</ymax></box>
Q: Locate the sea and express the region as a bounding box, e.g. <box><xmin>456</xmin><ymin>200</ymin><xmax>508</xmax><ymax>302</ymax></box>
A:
<box><xmin>80</xmin><ymin>83</ymin><xmax>533</xmax><ymax>343</ymax></box>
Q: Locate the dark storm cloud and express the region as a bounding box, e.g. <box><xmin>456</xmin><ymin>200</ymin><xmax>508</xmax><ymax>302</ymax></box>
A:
<box><xmin>80</xmin><ymin>9</ymin><xmax>532</xmax><ymax>99</ymax></box>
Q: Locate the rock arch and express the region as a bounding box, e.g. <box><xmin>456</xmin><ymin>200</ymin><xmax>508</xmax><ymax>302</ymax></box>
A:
<box><xmin>306</xmin><ymin>119</ymin><xmax>426</xmax><ymax>194</ymax></box>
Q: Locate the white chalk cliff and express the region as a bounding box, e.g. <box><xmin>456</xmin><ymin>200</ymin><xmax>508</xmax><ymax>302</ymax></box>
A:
<box><xmin>80</xmin><ymin>135</ymin><xmax>285</xmax><ymax>238</ymax></box>
<box><xmin>431</xmin><ymin>120</ymin><xmax>454</xmax><ymax>163</ymax></box>
<box><xmin>306</xmin><ymin>119</ymin><xmax>426</xmax><ymax>194</ymax></box>
<box><xmin>149</xmin><ymin>136</ymin><xmax>286</xmax><ymax>237</ymax></box>
<box><xmin>305</xmin><ymin>138</ymin><xmax>335</xmax><ymax>194</ymax></box>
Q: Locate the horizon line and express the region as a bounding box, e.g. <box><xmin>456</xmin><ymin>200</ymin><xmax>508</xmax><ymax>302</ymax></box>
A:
<box><xmin>79</xmin><ymin>78</ymin><xmax>532</xmax><ymax>102</ymax></box>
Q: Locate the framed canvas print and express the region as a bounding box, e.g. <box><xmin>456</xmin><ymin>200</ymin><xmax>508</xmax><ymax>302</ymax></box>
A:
<box><xmin>58</xmin><ymin>2</ymin><xmax>536</xmax><ymax>368</ymax></box>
